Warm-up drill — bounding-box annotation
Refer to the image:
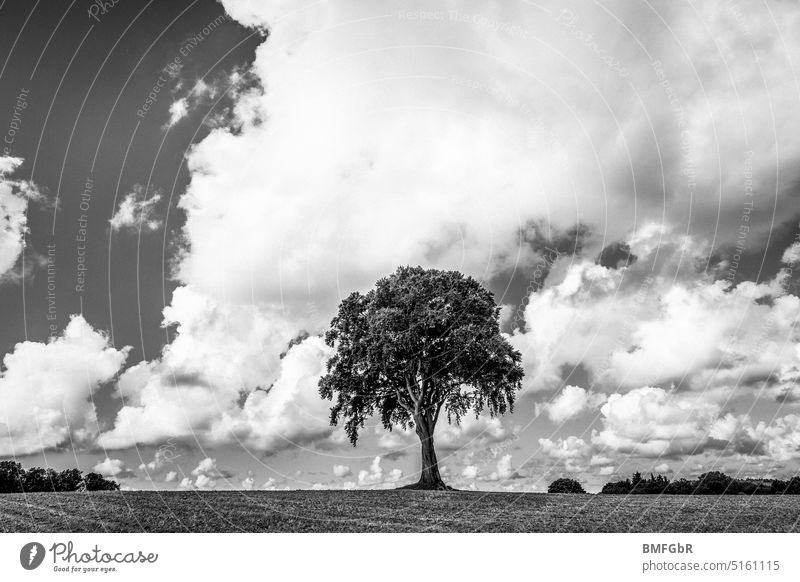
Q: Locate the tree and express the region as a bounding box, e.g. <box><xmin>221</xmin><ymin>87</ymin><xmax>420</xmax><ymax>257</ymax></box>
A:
<box><xmin>601</xmin><ymin>479</ymin><xmax>632</xmax><ymax>494</ymax></box>
<box><xmin>56</xmin><ymin>469</ymin><xmax>84</xmax><ymax>492</ymax></box>
<box><xmin>694</xmin><ymin>471</ymin><xmax>732</xmax><ymax>495</ymax></box>
<box><xmin>665</xmin><ymin>478</ymin><xmax>694</xmax><ymax>495</ymax></box>
<box><xmin>0</xmin><ymin>460</ymin><xmax>25</xmax><ymax>493</ymax></box>
<box><xmin>319</xmin><ymin>266</ymin><xmax>524</xmax><ymax>490</ymax></box>
<box><xmin>22</xmin><ymin>467</ymin><xmax>58</xmax><ymax>492</ymax></box>
<box><xmin>548</xmin><ymin>478</ymin><xmax>586</xmax><ymax>494</ymax></box>
<box><xmin>82</xmin><ymin>472</ymin><xmax>120</xmax><ymax>491</ymax></box>
<box><xmin>785</xmin><ymin>477</ymin><xmax>800</xmax><ymax>494</ymax></box>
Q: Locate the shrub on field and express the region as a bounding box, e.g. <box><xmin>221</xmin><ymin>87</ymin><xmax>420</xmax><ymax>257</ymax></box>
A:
<box><xmin>548</xmin><ymin>478</ymin><xmax>586</xmax><ymax>493</ymax></box>
<box><xmin>693</xmin><ymin>471</ymin><xmax>732</xmax><ymax>495</ymax></box>
<box><xmin>21</xmin><ymin>467</ymin><xmax>60</xmax><ymax>492</ymax></box>
<box><xmin>770</xmin><ymin>477</ymin><xmax>800</xmax><ymax>495</ymax></box>
<box><xmin>601</xmin><ymin>479</ymin><xmax>632</xmax><ymax>494</ymax></box>
<box><xmin>82</xmin><ymin>472</ymin><xmax>121</xmax><ymax>491</ymax></box>
<box><xmin>601</xmin><ymin>473</ymin><xmax>668</xmax><ymax>494</ymax></box>
<box><xmin>602</xmin><ymin>471</ymin><xmax>799</xmax><ymax>495</ymax></box>
<box><xmin>0</xmin><ymin>460</ymin><xmax>25</xmax><ymax>493</ymax></box>
<box><xmin>56</xmin><ymin>469</ymin><xmax>85</xmax><ymax>492</ymax></box>
<box><xmin>632</xmin><ymin>474</ymin><xmax>669</xmax><ymax>494</ymax></box>
<box><xmin>665</xmin><ymin>479</ymin><xmax>694</xmax><ymax>495</ymax></box>
<box><xmin>0</xmin><ymin>460</ymin><xmax>120</xmax><ymax>493</ymax></box>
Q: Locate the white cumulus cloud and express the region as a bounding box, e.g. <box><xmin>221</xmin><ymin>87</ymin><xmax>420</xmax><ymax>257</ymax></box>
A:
<box><xmin>0</xmin><ymin>315</ymin><xmax>129</xmax><ymax>455</ymax></box>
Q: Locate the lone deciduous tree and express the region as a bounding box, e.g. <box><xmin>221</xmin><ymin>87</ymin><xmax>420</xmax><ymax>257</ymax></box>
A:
<box><xmin>319</xmin><ymin>266</ymin><xmax>524</xmax><ymax>490</ymax></box>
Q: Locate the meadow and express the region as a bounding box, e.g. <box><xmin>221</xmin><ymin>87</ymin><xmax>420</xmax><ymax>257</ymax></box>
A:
<box><xmin>2</xmin><ymin>490</ymin><xmax>800</xmax><ymax>532</ymax></box>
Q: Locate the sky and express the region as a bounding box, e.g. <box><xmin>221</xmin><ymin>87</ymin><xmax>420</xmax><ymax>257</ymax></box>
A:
<box><xmin>1</xmin><ymin>0</ymin><xmax>800</xmax><ymax>493</ymax></box>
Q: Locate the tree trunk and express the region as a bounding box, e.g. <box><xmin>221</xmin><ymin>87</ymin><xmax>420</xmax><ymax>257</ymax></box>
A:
<box><xmin>400</xmin><ymin>413</ymin><xmax>452</xmax><ymax>490</ymax></box>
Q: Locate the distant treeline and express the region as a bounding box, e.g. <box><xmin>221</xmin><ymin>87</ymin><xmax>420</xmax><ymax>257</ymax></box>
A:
<box><xmin>601</xmin><ymin>471</ymin><xmax>800</xmax><ymax>495</ymax></box>
<box><xmin>0</xmin><ymin>460</ymin><xmax>119</xmax><ymax>493</ymax></box>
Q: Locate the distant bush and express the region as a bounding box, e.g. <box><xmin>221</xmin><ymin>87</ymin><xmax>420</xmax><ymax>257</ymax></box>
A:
<box><xmin>602</xmin><ymin>471</ymin><xmax>800</xmax><ymax>495</ymax></box>
<box><xmin>601</xmin><ymin>472</ymin><xmax>668</xmax><ymax>494</ymax></box>
<box><xmin>548</xmin><ymin>478</ymin><xmax>586</xmax><ymax>494</ymax></box>
<box><xmin>0</xmin><ymin>460</ymin><xmax>119</xmax><ymax>493</ymax></box>
<box><xmin>601</xmin><ymin>480</ymin><xmax>632</xmax><ymax>494</ymax></box>
<box><xmin>665</xmin><ymin>479</ymin><xmax>695</xmax><ymax>495</ymax></box>
<box><xmin>771</xmin><ymin>477</ymin><xmax>800</xmax><ymax>494</ymax></box>
<box><xmin>0</xmin><ymin>460</ymin><xmax>25</xmax><ymax>493</ymax></box>
<box><xmin>83</xmin><ymin>472</ymin><xmax>120</xmax><ymax>491</ymax></box>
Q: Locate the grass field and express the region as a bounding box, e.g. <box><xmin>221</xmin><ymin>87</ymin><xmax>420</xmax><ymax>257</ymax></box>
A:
<box><xmin>1</xmin><ymin>490</ymin><xmax>799</xmax><ymax>532</ymax></box>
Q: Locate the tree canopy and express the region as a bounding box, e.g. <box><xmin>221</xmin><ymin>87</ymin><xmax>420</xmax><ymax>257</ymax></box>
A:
<box><xmin>319</xmin><ymin>266</ymin><xmax>524</xmax><ymax>489</ymax></box>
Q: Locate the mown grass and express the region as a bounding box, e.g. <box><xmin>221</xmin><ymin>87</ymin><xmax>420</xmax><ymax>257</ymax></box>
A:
<box><xmin>1</xmin><ymin>490</ymin><xmax>799</xmax><ymax>532</ymax></box>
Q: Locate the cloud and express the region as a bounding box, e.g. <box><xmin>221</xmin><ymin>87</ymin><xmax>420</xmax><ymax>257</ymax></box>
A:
<box><xmin>137</xmin><ymin>447</ymin><xmax>182</xmax><ymax>477</ymax></box>
<box><xmin>487</xmin><ymin>454</ymin><xmax>522</xmax><ymax>481</ymax></box>
<box><xmin>0</xmin><ymin>156</ymin><xmax>41</xmax><ymax>280</ymax></box>
<box><xmin>356</xmin><ymin>456</ymin><xmax>403</xmax><ymax>488</ymax></box>
<box><xmin>0</xmin><ymin>156</ymin><xmax>22</xmax><ymax>174</ymax></box>
<box><xmin>92</xmin><ymin>458</ymin><xmax>134</xmax><ymax>478</ymax></box>
<box><xmin>332</xmin><ymin>464</ymin><xmax>351</xmax><ymax>478</ymax></box>
<box><xmin>167</xmin><ymin>98</ymin><xmax>189</xmax><ymax>126</ymax></box>
<box><xmin>179</xmin><ymin>457</ymin><xmax>233</xmax><ymax>490</ymax></box>
<box><xmin>511</xmin><ymin>225</ymin><xmax>800</xmax><ymax>396</ymax></box>
<box><xmin>591</xmin><ymin>387</ymin><xmax>720</xmax><ymax>458</ymax></box>
<box><xmin>536</xmin><ymin>385</ymin><xmax>606</xmax><ymax>423</ymax></box>
<box><xmin>99</xmin><ymin>288</ymin><xmax>334</xmax><ymax>452</ymax></box>
<box><xmin>206</xmin><ymin>0</ymin><xmax>800</xmax><ymax>312</ymax></box>
<box><xmin>164</xmin><ymin>471</ymin><xmax>178</xmax><ymax>483</ymax></box>
<box><xmin>165</xmin><ymin>67</ymin><xmax>259</xmax><ymax>129</ymax></box>
<box><xmin>241</xmin><ymin>471</ymin><xmax>255</xmax><ymax>490</ymax></box>
<box><xmin>461</xmin><ymin>465</ymin><xmax>479</xmax><ymax>479</ymax></box>
<box><xmin>539</xmin><ymin>436</ymin><xmax>592</xmax><ymax>473</ymax></box>
<box><xmin>109</xmin><ymin>184</ymin><xmax>162</xmax><ymax>233</ymax></box>
<box><xmin>436</xmin><ymin>414</ymin><xmax>513</xmax><ymax>451</ymax></box>
<box><xmin>0</xmin><ymin>315</ymin><xmax>129</xmax><ymax>455</ymax></box>
<box><xmin>710</xmin><ymin>413</ymin><xmax>800</xmax><ymax>462</ymax></box>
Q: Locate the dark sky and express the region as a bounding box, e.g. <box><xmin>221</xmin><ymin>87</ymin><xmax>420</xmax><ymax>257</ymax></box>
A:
<box><xmin>0</xmin><ymin>0</ymin><xmax>261</xmax><ymax>362</ymax></box>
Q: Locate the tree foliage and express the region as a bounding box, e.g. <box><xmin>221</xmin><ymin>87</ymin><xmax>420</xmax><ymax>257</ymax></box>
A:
<box><xmin>319</xmin><ymin>266</ymin><xmax>523</xmax><ymax>444</ymax></box>
<box><xmin>0</xmin><ymin>460</ymin><xmax>120</xmax><ymax>493</ymax></box>
<box><xmin>319</xmin><ymin>266</ymin><xmax>524</xmax><ymax>488</ymax></box>
<box><xmin>82</xmin><ymin>472</ymin><xmax>121</xmax><ymax>491</ymax></box>
<box><xmin>601</xmin><ymin>471</ymin><xmax>800</xmax><ymax>495</ymax></box>
<box><xmin>548</xmin><ymin>478</ymin><xmax>586</xmax><ymax>493</ymax></box>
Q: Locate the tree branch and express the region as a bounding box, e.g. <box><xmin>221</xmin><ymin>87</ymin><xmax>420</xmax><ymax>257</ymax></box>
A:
<box><xmin>393</xmin><ymin>388</ymin><xmax>415</xmax><ymax>414</ymax></box>
<box><xmin>433</xmin><ymin>401</ymin><xmax>443</xmax><ymax>426</ymax></box>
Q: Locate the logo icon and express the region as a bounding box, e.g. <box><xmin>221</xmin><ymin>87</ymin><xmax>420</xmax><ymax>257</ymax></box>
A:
<box><xmin>20</xmin><ymin>542</ymin><xmax>45</xmax><ymax>570</ymax></box>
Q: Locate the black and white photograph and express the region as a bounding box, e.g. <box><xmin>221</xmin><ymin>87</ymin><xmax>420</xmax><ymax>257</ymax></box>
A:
<box><xmin>1</xmin><ymin>0</ymin><xmax>800</xmax><ymax>578</ymax></box>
